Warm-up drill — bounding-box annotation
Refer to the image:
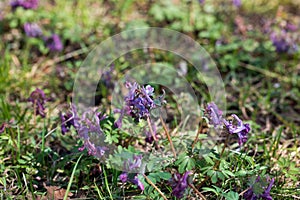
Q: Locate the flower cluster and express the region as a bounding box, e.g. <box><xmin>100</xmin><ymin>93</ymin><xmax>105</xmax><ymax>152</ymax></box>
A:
<box><xmin>24</xmin><ymin>23</ymin><xmax>42</xmax><ymax>37</ymax></box>
<box><xmin>125</xmin><ymin>82</ymin><xmax>156</xmax><ymax>122</ymax></box>
<box><xmin>243</xmin><ymin>176</ymin><xmax>275</xmax><ymax>200</ymax></box>
<box><xmin>60</xmin><ymin>106</ymin><xmax>108</xmax><ymax>157</ymax></box>
<box><xmin>11</xmin><ymin>0</ymin><xmax>38</xmax><ymax>10</ymax></box>
<box><xmin>28</xmin><ymin>88</ymin><xmax>50</xmax><ymax>118</ymax></box>
<box><xmin>115</xmin><ymin>82</ymin><xmax>157</xmax><ymax>127</ymax></box>
<box><xmin>223</xmin><ymin>114</ymin><xmax>250</xmax><ymax>146</ymax></box>
<box><xmin>119</xmin><ymin>155</ymin><xmax>144</xmax><ymax>191</ymax></box>
<box><xmin>169</xmin><ymin>171</ymin><xmax>191</xmax><ymax>198</ymax></box>
<box><xmin>22</xmin><ymin>22</ymin><xmax>63</xmax><ymax>52</ymax></box>
<box><xmin>270</xmin><ymin>23</ymin><xmax>299</xmax><ymax>54</ymax></box>
<box><xmin>13</xmin><ymin>1</ymin><xmax>63</xmax><ymax>52</ymax></box>
<box><xmin>44</xmin><ymin>34</ymin><xmax>63</xmax><ymax>52</ymax></box>
<box><xmin>205</xmin><ymin>102</ymin><xmax>251</xmax><ymax>146</ymax></box>
<box><xmin>76</xmin><ymin>109</ymin><xmax>108</xmax><ymax>157</ymax></box>
<box><xmin>206</xmin><ymin>102</ymin><xmax>223</xmax><ymax>128</ymax></box>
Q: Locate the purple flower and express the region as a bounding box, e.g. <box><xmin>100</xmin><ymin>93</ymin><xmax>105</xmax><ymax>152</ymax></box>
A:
<box><xmin>24</xmin><ymin>23</ymin><xmax>42</xmax><ymax>37</ymax></box>
<box><xmin>132</xmin><ymin>175</ymin><xmax>145</xmax><ymax>191</ymax></box>
<box><xmin>101</xmin><ymin>65</ymin><xmax>115</xmax><ymax>90</ymax></box>
<box><xmin>145</xmin><ymin>122</ymin><xmax>157</xmax><ymax>144</ymax></box>
<box><xmin>170</xmin><ymin>171</ymin><xmax>191</xmax><ymax>199</ymax></box>
<box><xmin>198</xmin><ymin>0</ymin><xmax>205</xmax><ymax>4</ymax></box>
<box><xmin>125</xmin><ymin>154</ymin><xmax>143</xmax><ymax>172</ymax></box>
<box><xmin>44</xmin><ymin>34</ymin><xmax>63</xmax><ymax>52</ymax></box>
<box><xmin>59</xmin><ymin>112</ymin><xmax>74</xmax><ymax>135</ymax></box>
<box><xmin>28</xmin><ymin>88</ymin><xmax>49</xmax><ymax>118</ymax></box>
<box><xmin>119</xmin><ymin>172</ymin><xmax>128</xmax><ymax>183</ymax></box>
<box><xmin>115</xmin><ymin>82</ymin><xmax>157</xmax><ymax>128</ymax></box>
<box><xmin>119</xmin><ymin>173</ymin><xmax>144</xmax><ymax>191</ymax></box>
<box><xmin>270</xmin><ymin>32</ymin><xmax>290</xmax><ymax>53</ymax></box>
<box><xmin>119</xmin><ymin>154</ymin><xmax>144</xmax><ymax>191</ymax></box>
<box><xmin>223</xmin><ymin>114</ymin><xmax>250</xmax><ymax>146</ymax></box>
<box><xmin>0</xmin><ymin>123</ymin><xmax>8</xmax><ymax>134</ymax></box>
<box><xmin>233</xmin><ymin>0</ymin><xmax>242</xmax><ymax>7</ymax></box>
<box><xmin>206</xmin><ymin>102</ymin><xmax>224</xmax><ymax>128</ymax></box>
<box><xmin>11</xmin><ymin>0</ymin><xmax>38</xmax><ymax>10</ymax></box>
<box><xmin>285</xmin><ymin>23</ymin><xmax>298</xmax><ymax>32</ymax></box>
<box><xmin>244</xmin><ymin>176</ymin><xmax>275</xmax><ymax>200</ymax></box>
<box><xmin>114</xmin><ymin>108</ymin><xmax>124</xmax><ymax>129</ymax></box>
<box><xmin>72</xmin><ymin>107</ymin><xmax>108</xmax><ymax>158</ymax></box>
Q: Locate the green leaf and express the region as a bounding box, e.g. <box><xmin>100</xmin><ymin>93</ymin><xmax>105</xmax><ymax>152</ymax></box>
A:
<box><xmin>175</xmin><ymin>153</ymin><xmax>196</xmax><ymax>173</ymax></box>
<box><xmin>223</xmin><ymin>191</ymin><xmax>239</xmax><ymax>200</ymax></box>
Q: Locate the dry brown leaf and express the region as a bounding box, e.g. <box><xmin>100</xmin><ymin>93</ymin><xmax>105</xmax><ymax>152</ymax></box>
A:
<box><xmin>43</xmin><ymin>183</ymin><xmax>73</xmax><ymax>200</ymax></box>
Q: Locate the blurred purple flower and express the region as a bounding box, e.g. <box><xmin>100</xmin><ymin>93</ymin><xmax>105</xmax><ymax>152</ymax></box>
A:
<box><xmin>59</xmin><ymin>112</ymin><xmax>74</xmax><ymax>135</ymax></box>
<box><xmin>125</xmin><ymin>154</ymin><xmax>143</xmax><ymax>172</ymax></box>
<box><xmin>270</xmin><ymin>32</ymin><xmax>290</xmax><ymax>53</ymax></box>
<box><xmin>198</xmin><ymin>0</ymin><xmax>205</xmax><ymax>4</ymax></box>
<box><xmin>285</xmin><ymin>23</ymin><xmax>298</xmax><ymax>32</ymax></box>
<box><xmin>223</xmin><ymin>114</ymin><xmax>250</xmax><ymax>146</ymax></box>
<box><xmin>0</xmin><ymin>123</ymin><xmax>8</xmax><ymax>134</ymax></box>
<box><xmin>119</xmin><ymin>172</ymin><xmax>128</xmax><ymax>183</ymax></box>
<box><xmin>101</xmin><ymin>65</ymin><xmax>115</xmax><ymax>90</ymax></box>
<box><xmin>24</xmin><ymin>23</ymin><xmax>42</xmax><ymax>37</ymax></box>
<box><xmin>11</xmin><ymin>0</ymin><xmax>38</xmax><ymax>10</ymax></box>
<box><xmin>132</xmin><ymin>175</ymin><xmax>145</xmax><ymax>191</ymax></box>
<box><xmin>119</xmin><ymin>154</ymin><xmax>144</xmax><ymax>191</ymax></box>
<box><xmin>28</xmin><ymin>88</ymin><xmax>49</xmax><ymax>118</ymax></box>
<box><xmin>170</xmin><ymin>171</ymin><xmax>191</xmax><ymax>198</ymax></box>
<box><xmin>44</xmin><ymin>34</ymin><xmax>63</xmax><ymax>52</ymax></box>
<box><xmin>71</xmin><ymin>107</ymin><xmax>108</xmax><ymax>157</ymax></box>
<box><xmin>244</xmin><ymin>176</ymin><xmax>275</xmax><ymax>200</ymax></box>
<box><xmin>145</xmin><ymin>122</ymin><xmax>157</xmax><ymax>144</ymax></box>
<box><xmin>233</xmin><ymin>0</ymin><xmax>241</xmax><ymax>7</ymax></box>
<box><xmin>206</xmin><ymin>102</ymin><xmax>224</xmax><ymax>128</ymax></box>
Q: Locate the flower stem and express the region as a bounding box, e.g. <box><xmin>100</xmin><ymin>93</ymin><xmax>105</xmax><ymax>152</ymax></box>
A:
<box><xmin>143</xmin><ymin>174</ymin><xmax>168</xmax><ymax>200</ymax></box>
<box><xmin>147</xmin><ymin>117</ymin><xmax>157</xmax><ymax>141</ymax></box>
<box><xmin>188</xmin><ymin>183</ymin><xmax>207</xmax><ymax>200</ymax></box>
<box><xmin>160</xmin><ymin>115</ymin><xmax>176</xmax><ymax>158</ymax></box>
<box><xmin>191</xmin><ymin>118</ymin><xmax>203</xmax><ymax>150</ymax></box>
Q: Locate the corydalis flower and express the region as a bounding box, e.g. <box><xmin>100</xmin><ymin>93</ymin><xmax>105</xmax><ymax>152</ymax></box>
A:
<box><xmin>123</xmin><ymin>155</ymin><xmax>143</xmax><ymax>172</ymax></box>
<box><xmin>44</xmin><ymin>34</ymin><xmax>63</xmax><ymax>52</ymax></box>
<box><xmin>206</xmin><ymin>102</ymin><xmax>223</xmax><ymax>128</ymax></box>
<box><xmin>24</xmin><ymin>23</ymin><xmax>42</xmax><ymax>37</ymax></box>
<box><xmin>28</xmin><ymin>88</ymin><xmax>49</xmax><ymax>118</ymax></box>
<box><xmin>233</xmin><ymin>0</ymin><xmax>241</xmax><ymax>7</ymax></box>
<box><xmin>119</xmin><ymin>154</ymin><xmax>144</xmax><ymax>191</ymax></box>
<box><xmin>270</xmin><ymin>32</ymin><xmax>290</xmax><ymax>53</ymax></box>
<box><xmin>78</xmin><ymin>111</ymin><xmax>107</xmax><ymax>157</ymax></box>
<box><xmin>11</xmin><ymin>0</ymin><xmax>38</xmax><ymax>10</ymax></box>
<box><xmin>70</xmin><ymin>106</ymin><xmax>108</xmax><ymax>158</ymax></box>
<box><xmin>170</xmin><ymin>171</ymin><xmax>191</xmax><ymax>199</ymax></box>
<box><xmin>206</xmin><ymin>102</ymin><xmax>251</xmax><ymax>146</ymax></box>
<box><xmin>224</xmin><ymin>114</ymin><xmax>250</xmax><ymax>146</ymax></box>
<box><xmin>59</xmin><ymin>112</ymin><xmax>74</xmax><ymax>135</ymax></box>
<box><xmin>115</xmin><ymin>82</ymin><xmax>156</xmax><ymax>128</ymax></box>
<box><xmin>125</xmin><ymin>82</ymin><xmax>156</xmax><ymax>122</ymax></box>
<box><xmin>244</xmin><ymin>176</ymin><xmax>275</xmax><ymax>200</ymax></box>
